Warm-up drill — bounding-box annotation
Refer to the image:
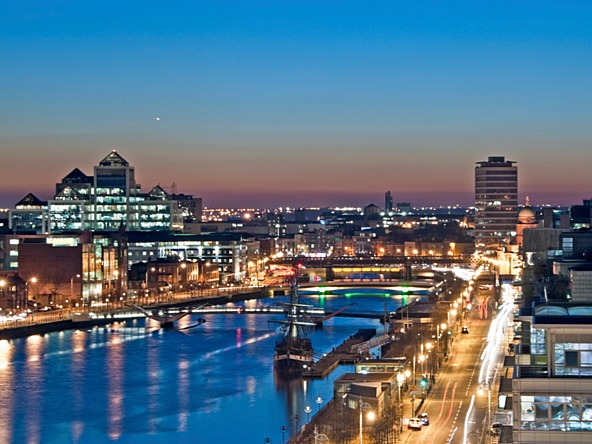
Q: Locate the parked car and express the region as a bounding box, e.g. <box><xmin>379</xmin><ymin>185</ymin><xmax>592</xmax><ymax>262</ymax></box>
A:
<box><xmin>418</xmin><ymin>413</ymin><xmax>430</xmax><ymax>425</ymax></box>
<box><xmin>461</xmin><ymin>326</ymin><xmax>469</xmax><ymax>334</ymax></box>
<box><xmin>490</xmin><ymin>422</ymin><xmax>502</xmax><ymax>435</ymax></box>
<box><xmin>408</xmin><ymin>418</ymin><xmax>422</xmax><ymax>430</ymax></box>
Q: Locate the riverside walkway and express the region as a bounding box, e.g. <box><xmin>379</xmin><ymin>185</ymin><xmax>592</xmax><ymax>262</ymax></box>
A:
<box><xmin>0</xmin><ymin>286</ymin><xmax>266</xmax><ymax>340</ymax></box>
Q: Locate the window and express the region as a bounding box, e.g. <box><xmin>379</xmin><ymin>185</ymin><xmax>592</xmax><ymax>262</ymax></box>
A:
<box><xmin>565</xmin><ymin>351</ymin><xmax>579</xmax><ymax>367</ymax></box>
<box><xmin>521</xmin><ymin>395</ymin><xmax>592</xmax><ymax>431</ymax></box>
<box><xmin>563</xmin><ymin>237</ymin><xmax>574</xmax><ymax>257</ymax></box>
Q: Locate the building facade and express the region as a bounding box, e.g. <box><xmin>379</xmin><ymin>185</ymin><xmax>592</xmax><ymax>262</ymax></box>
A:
<box><xmin>509</xmin><ymin>302</ymin><xmax>592</xmax><ymax>443</ymax></box>
<box><xmin>9</xmin><ymin>150</ymin><xmax>199</xmax><ymax>234</ymax></box>
<box><xmin>475</xmin><ymin>156</ymin><xmax>518</xmax><ymax>251</ymax></box>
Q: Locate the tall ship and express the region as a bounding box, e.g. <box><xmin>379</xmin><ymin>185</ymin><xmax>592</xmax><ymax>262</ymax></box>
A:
<box><xmin>270</xmin><ymin>269</ymin><xmax>316</xmax><ymax>376</ymax></box>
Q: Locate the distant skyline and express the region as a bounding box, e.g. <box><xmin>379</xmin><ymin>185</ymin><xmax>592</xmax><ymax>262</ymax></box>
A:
<box><xmin>1</xmin><ymin>1</ymin><xmax>591</xmax><ymax>209</ymax></box>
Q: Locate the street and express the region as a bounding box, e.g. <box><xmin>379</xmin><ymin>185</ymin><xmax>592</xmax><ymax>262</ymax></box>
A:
<box><xmin>400</xmin><ymin>314</ymin><xmax>502</xmax><ymax>444</ymax></box>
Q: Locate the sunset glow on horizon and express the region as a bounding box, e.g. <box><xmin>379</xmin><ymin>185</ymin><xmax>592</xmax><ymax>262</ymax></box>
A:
<box><xmin>2</xmin><ymin>1</ymin><xmax>591</xmax><ymax>209</ymax></box>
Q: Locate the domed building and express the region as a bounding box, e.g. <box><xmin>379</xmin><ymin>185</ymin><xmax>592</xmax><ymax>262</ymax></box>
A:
<box><xmin>516</xmin><ymin>196</ymin><xmax>538</xmax><ymax>248</ymax></box>
<box><xmin>518</xmin><ymin>206</ymin><xmax>537</xmax><ymax>225</ymax></box>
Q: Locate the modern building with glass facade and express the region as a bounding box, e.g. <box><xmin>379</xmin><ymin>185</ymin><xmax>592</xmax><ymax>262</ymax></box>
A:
<box><xmin>9</xmin><ymin>193</ymin><xmax>47</xmax><ymax>233</ymax></box>
<box><xmin>475</xmin><ymin>156</ymin><xmax>518</xmax><ymax>251</ymax></box>
<box><xmin>9</xmin><ymin>150</ymin><xmax>198</xmax><ymax>234</ymax></box>
<box><xmin>506</xmin><ymin>302</ymin><xmax>592</xmax><ymax>443</ymax></box>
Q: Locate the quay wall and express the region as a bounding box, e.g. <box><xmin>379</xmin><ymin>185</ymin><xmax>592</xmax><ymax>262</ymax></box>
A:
<box><xmin>0</xmin><ymin>288</ymin><xmax>267</xmax><ymax>341</ymax></box>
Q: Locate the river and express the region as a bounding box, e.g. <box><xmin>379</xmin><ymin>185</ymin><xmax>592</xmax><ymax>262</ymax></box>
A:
<box><xmin>0</xmin><ymin>291</ymin><xmax>423</xmax><ymax>444</ymax></box>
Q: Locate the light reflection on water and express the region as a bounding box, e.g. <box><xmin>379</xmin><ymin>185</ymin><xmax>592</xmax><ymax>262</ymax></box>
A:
<box><xmin>70</xmin><ymin>330</ymin><xmax>87</xmax><ymax>443</ymax></box>
<box><xmin>107</xmin><ymin>334</ymin><xmax>124</xmax><ymax>440</ymax></box>
<box><xmin>0</xmin><ymin>294</ymin><xmax>413</xmax><ymax>444</ymax></box>
<box><xmin>25</xmin><ymin>335</ymin><xmax>43</xmax><ymax>444</ymax></box>
<box><xmin>0</xmin><ymin>339</ymin><xmax>14</xmax><ymax>444</ymax></box>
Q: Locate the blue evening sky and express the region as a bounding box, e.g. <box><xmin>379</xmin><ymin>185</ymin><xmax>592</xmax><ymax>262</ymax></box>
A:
<box><xmin>1</xmin><ymin>1</ymin><xmax>591</xmax><ymax>207</ymax></box>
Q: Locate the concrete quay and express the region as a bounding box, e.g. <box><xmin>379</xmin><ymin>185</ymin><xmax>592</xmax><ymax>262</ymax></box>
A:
<box><xmin>0</xmin><ymin>287</ymin><xmax>266</xmax><ymax>340</ymax></box>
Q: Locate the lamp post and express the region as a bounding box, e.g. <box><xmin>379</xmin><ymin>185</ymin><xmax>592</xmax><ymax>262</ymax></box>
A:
<box><xmin>180</xmin><ymin>261</ymin><xmax>187</xmax><ymax>291</ymax></box>
<box><xmin>145</xmin><ymin>266</ymin><xmax>155</xmax><ymax>303</ymax></box>
<box><xmin>412</xmin><ymin>354</ymin><xmax>416</xmax><ymax>386</ymax></box>
<box><xmin>358</xmin><ymin>401</ymin><xmax>374</xmax><ymax>444</ymax></box>
<box><xmin>316</xmin><ymin>396</ymin><xmax>323</xmax><ymax>413</ymax></box>
<box><xmin>280</xmin><ymin>425</ymin><xmax>286</xmax><ymax>444</ymax></box>
<box><xmin>397</xmin><ymin>371</ymin><xmax>406</xmax><ymax>433</ymax></box>
<box><xmin>437</xmin><ymin>322</ymin><xmax>447</xmax><ymax>362</ymax></box>
<box><xmin>304</xmin><ymin>405</ymin><xmax>312</xmax><ymax>423</ymax></box>
<box><xmin>425</xmin><ymin>342</ymin><xmax>433</xmax><ymax>379</ymax></box>
<box><xmin>26</xmin><ymin>277</ymin><xmax>38</xmax><ymax>312</ymax></box>
<box><xmin>70</xmin><ymin>274</ymin><xmax>81</xmax><ymax>307</ymax></box>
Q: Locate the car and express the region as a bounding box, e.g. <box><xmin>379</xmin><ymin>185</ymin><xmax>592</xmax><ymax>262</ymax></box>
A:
<box><xmin>418</xmin><ymin>413</ymin><xmax>429</xmax><ymax>425</ymax></box>
<box><xmin>408</xmin><ymin>418</ymin><xmax>422</xmax><ymax>430</ymax></box>
<box><xmin>461</xmin><ymin>326</ymin><xmax>469</xmax><ymax>334</ymax></box>
<box><xmin>490</xmin><ymin>422</ymin><xmax>502</xmax><ymax>435</ymax></box>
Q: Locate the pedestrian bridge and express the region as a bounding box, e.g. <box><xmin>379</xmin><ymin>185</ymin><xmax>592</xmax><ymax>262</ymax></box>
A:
<box><xmin>73</xmin><ymin>303</ymin><xmax>399</xmax><ymax>326</ymax></box>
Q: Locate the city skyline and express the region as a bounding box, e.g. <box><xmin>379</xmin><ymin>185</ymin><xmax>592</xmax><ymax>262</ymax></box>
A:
<box><xmin>2</xmin><ymin>2</ymin><xmax>592</xmax><ymax>209</ymax></box>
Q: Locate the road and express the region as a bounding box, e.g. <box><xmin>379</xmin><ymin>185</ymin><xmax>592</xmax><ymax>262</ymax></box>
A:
<box><xmin>400</xmin><ymin>314</ymin><xmax>502</xmax><ymax>444</ymax></box>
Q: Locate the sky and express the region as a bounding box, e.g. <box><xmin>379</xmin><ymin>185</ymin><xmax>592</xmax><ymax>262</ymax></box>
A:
<box><xmin>1</xmin><ymin>1</ymin><xmax>591</xmax><ymax>209</ymax></box>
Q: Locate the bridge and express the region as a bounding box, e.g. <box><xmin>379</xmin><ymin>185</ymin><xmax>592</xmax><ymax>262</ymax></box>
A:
<box><xmin>0</xmin><ymin>283</ymin><xmax>426</xmax><ymax>338</ymax></box>
<box><xmin>268</xmin><ymin>255</ymin><xmax>479</xmax><ymax>281</ymax></box>
<box><xmin>150</xmin><ymin>304</ymin><xmax>393</xmax><ymax>322</ymax></box>
<box><xmin>269</xmin><ymin>255</ymin><xmax>476</xmax><ymax>267</ymax></box>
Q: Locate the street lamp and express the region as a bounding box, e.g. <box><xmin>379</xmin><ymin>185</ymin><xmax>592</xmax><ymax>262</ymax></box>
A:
<box><xmin>145</xmin><ymin>266</ymin><xmax>156</xmax><ymax>302</ymax></box>
<box><xmin>412</xmin><ymin>354</ymin><xmax>416</xmax><ymax>386</ymax></box>
<box><xmin>315</xmin><ymin>396</ymin><xmax>323</xmax><ymax>413</ymax></box>
<box><xmin>359</xmin><ymin>401</ymin><xmax>374</xmax><ymax>444</ymax></box>
<box><xmin>280</xmin><ymin>425</ymin><xmax>286</xmax><ymax>444</ymax></box>
<box><xmin>425</xmin><ymin>342</ymin><xmax>433</xmax><ymax>378</ymax></box>
<box><xmin>437</xmin><ymin>323</ymin><xmax>447</xmax><ymax>346</ymax></box>
<box><xmin>26</xmin><ymin>277</ymin><xmax>38</xmax><ymax>311</ymax></box>
<box><xmin>396</xmin><ymin>371</ymin><xmax>406</xmax><ymax>432</ymax></box>
<box><xmin>304</xmin><ymin>405</ymin><xmax>312</xmax><ymax>423</ymax></box>
<box><xmin>417</xmin><ymin>354</ymin><xmax>426</xmax><ymax>397</ymax></box>
<box><xmin>70</xmin><ymin>274</ymin><xmax>81</xmax><ymax>306</ymax></box>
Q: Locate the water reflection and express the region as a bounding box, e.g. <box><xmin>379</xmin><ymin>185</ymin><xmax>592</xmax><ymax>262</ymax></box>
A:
<box><xmin>274</xmin><ymin>375</ymin><xmax>306</xmax><ymax>435</ymax></box>
<box><xmin>25</xmin><ymin>335</ymin><xmax>44</xmax><ymax>444</ymax></box>
<box><xmin>177</xmin><ymin>358</ymin><xmax>189</xmax><ymax>431</ymax></box>
<box><xmin>70</xmin><ymin>330</ymin><xmax>88</xmax><ymax>443</ymax></box>
<box><xmin>107</xmin><ymin>333</ymin><xmax>124</xmax><ymax>440</ymax></box>
<box><xmin>147</xmin><ymin>328</ymin><xmax>161</xmax><ymax>433</ymax></box>
<box><xmin>0</xmin><ymin>340</ymin><xmax>14</xmax><ymax>444</ymax></box>
<box><xmin>0</xmin><ymin>294</ymin><xmax>409</xmax><ymax>443</ymax></box>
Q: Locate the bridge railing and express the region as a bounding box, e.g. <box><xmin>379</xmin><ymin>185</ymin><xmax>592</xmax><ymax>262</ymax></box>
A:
<box><xmin>270</xmin><ymin>255</ymin><xmax>476</xmax><ymax>267</ymax></box>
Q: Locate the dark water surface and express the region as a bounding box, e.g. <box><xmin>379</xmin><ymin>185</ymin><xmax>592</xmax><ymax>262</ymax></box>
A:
<box><xmin>0</xmin><ymin>293</ymin><xmax>414</xmax><ymax>444</ymax></box>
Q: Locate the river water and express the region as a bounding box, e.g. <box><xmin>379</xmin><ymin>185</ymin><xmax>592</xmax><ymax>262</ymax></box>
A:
<box><xmin>0</xmin><ymin>291</ymin><xmax>425</xmax><ymax>444</ymax></box>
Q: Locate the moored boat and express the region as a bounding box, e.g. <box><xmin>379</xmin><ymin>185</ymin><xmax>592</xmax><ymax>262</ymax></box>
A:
<box><xmin>270</xmin><ymin>269</ymin><xmax>316</xmax><ymax>376</ymax></box>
